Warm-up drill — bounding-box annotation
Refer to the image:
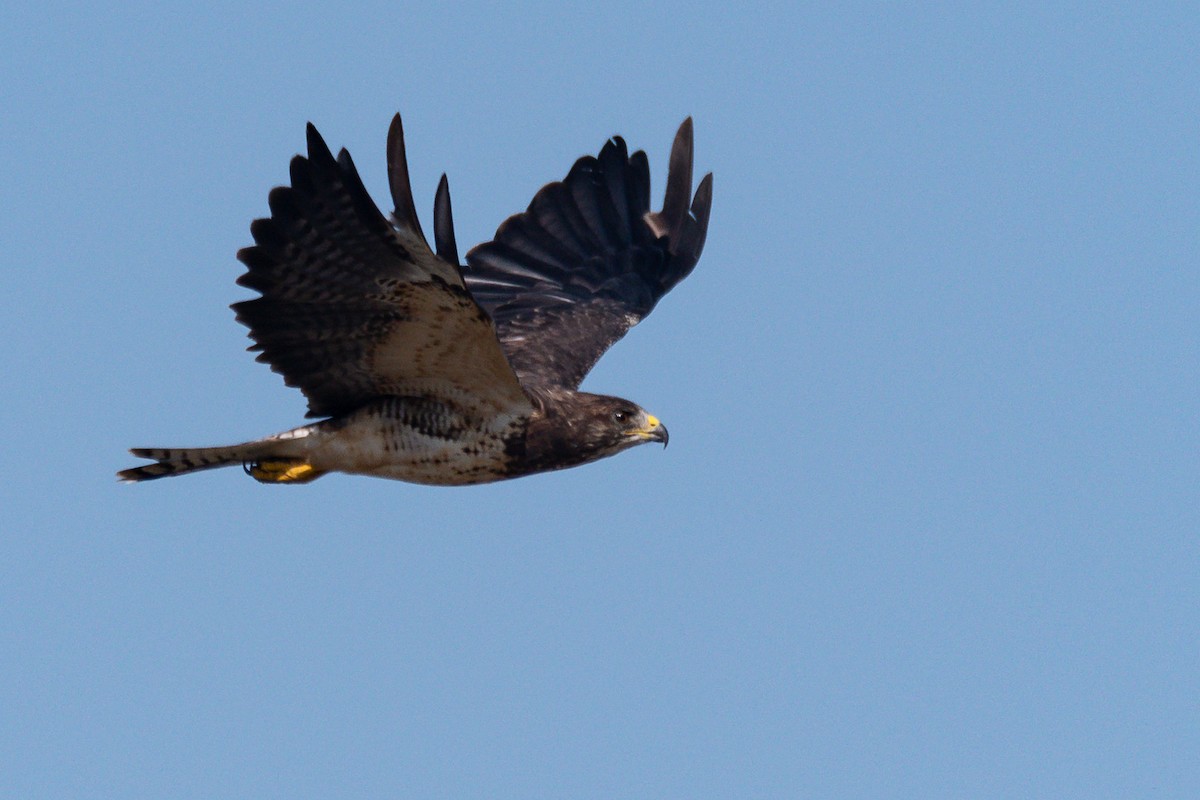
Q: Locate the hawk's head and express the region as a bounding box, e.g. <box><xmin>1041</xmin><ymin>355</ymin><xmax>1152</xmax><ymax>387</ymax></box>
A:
<box><xmin>579</xmin><ymin>394</ymin><xmax>669</xmax><ymax>452</ymax></box>
<box><xmin>519</xmin><ymin>390</ymin><xmax>668</xmax><ymax>474</ymax></box>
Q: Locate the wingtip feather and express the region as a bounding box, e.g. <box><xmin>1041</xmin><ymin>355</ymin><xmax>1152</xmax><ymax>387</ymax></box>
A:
<box><xmin>660</xmin><ymin>118</ymin><xmax>695</xmax><ymax>240</ymax></box>
<box><xmin>434</xmin><ymin>173</ymin><xmax>460</xmax><ymax>264</ymax></box>
<box><xmin>692</xmin><ymin>172</ymin><xmax>713</xmax><ymax>221</ymax></box>
<box><xmin>677</xmin><ymin>171</ymin><xmax>714</xmax><ymax>262</ymax></box>
<box><xmin>386</xmin><ymin>112</ymin><xmax>427</xmax><ymax>244</ymax></box>
<box><xmin>305</xmin><ymin>122</ymin><xmax>334</xmax><ymax>164</ymax></box>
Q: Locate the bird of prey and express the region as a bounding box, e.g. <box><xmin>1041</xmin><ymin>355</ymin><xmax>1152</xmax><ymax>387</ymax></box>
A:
<box><xmin>119</xmin><ymin>113</ymin><xmax>712</xmax><ymax>485</ymax></box>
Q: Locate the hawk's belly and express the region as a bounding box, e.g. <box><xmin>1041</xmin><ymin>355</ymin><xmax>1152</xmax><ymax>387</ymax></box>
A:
<box><xmin>306</xmin><ymin>399</ymin><xmax>525</xmax><ymax>486</ymax></box>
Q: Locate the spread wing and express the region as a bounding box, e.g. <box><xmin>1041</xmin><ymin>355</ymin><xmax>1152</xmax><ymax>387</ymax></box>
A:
<box><xmin>460</xmin><ymin>118</ymin><xmax>713</xmax><ymax>389</ymax></box>
<box><xmin>233</xmin><ymin>115</ymin><xmax>529</xmax><ymax>419</ymax></box>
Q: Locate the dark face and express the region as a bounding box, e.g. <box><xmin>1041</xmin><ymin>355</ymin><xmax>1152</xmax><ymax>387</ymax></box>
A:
<box><xmin>573</xmin><ymin>394</ymin><xmax>669</xmax><ymax>459</ymax></box>
<box><xmin>519</xmin><ymin>391</ymin><xmax>670</xmax><ymax>474</ymax></box>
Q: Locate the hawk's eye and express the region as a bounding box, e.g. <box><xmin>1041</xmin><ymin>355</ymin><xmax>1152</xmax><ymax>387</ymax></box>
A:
<box><xmin>613</xmin><ymin>409</ymin><xmax>631</xmax><ymax>423</ymax></box>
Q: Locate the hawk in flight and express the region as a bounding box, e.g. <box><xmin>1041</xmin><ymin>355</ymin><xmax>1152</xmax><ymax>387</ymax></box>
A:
<box><xmin>120</xmin><ymin>114</ymin><xmax>712</xmax><ymax>485</ymax></box>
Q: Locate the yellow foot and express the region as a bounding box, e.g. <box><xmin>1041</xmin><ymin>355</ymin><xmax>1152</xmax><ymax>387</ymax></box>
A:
<box><xmin>245</xmin><ymin>459</ymin><xmax>326</xmax><ymax>484</ymax></box>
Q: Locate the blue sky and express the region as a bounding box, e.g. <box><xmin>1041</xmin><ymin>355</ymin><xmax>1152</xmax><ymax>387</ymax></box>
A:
<box><xmin>2</xmin><ymin>2</ymin><xmax>1196</xmax><ymax>798</ymax></box>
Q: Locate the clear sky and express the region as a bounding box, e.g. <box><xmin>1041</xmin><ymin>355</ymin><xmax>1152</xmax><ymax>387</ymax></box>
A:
<box><xmin>2</xmin><ymin>2</ymin><xmax>1196</xmax><ymax>798</ymax></box>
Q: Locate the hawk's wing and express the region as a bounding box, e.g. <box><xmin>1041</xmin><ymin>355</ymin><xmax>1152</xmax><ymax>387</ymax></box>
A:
<box><xmin>234</xmin><ymin>116</ymin><xmax>529</xmax><ymax>419</ymax></box>
<box><xmin>460</xmin><ymin>119</ymin><xmax>712</xmax><ymax>389</ymax></box>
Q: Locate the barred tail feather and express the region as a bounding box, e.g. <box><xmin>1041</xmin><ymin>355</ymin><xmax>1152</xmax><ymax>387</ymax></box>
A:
<box><xmin>118</xmin><ymin>444</ymin><xmax>272</xmax><ymax>482</ymax></box>
<box><xmin>118</xmin><ymin>425</ymin><xmax>320</xmax><ymax>483</ymax></box>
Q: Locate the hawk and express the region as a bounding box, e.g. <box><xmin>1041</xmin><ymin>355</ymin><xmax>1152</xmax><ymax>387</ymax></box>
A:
<box><xmin>119</xmin><ymin>113</ymin><xmax>712</xmax><ymax>485</ymax></box>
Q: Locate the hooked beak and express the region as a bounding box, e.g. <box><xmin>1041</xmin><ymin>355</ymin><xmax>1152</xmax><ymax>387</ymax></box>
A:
<box><xmin>641</xmin><ymin>413</ymin><xmax>669</xmax><ymax>448</ymax></box>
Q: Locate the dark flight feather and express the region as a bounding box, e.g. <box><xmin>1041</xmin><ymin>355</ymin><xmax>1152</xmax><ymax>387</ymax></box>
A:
<box><xmin>433</xmin><ymin>174</ymin><xmax>459</xmax><ymax>264</ymax></box>
<box><xmin>463</xmin><ymin>118</ymin><xmax>713</xmax><ymax>388</ymax></box>
<box><xmin>233</xmin><ymin>119</ymin><xmax>523</xmax><ymax>420</ymax></box>
<box><xmin>386</xmin><ymin>113</ymin><xmax>427</xmax><ymax>245</ymax></box>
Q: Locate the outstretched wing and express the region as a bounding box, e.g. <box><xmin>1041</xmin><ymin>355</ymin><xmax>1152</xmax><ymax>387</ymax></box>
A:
<box><xmin>461</xmin><ymin>118</ymin><xmax>713</xmax><ymax>389</ymax></box>
<box><xmin>234</xmin><ymin>115</ymin><xmax>529</xmax><ymax>419</ymax></box>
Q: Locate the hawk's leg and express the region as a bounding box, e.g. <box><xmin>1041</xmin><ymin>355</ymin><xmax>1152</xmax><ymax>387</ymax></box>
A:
<box><xmin>243</xmin><ymin>459</ymin><xmax>326</xmax><ymax>484</ymax></box>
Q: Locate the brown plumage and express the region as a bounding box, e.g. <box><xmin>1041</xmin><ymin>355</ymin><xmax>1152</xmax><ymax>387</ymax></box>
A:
<box><xmin>119</xmin><ymin>113</ymin><xmax>712</xmax><ymax>485</ymax></box>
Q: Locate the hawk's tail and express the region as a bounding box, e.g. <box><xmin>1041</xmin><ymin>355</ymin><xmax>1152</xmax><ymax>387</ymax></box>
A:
<box><xmin>118</xmin><ymin>430</ymin><xmax>324</xmax><ymax>484</ymax></box>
